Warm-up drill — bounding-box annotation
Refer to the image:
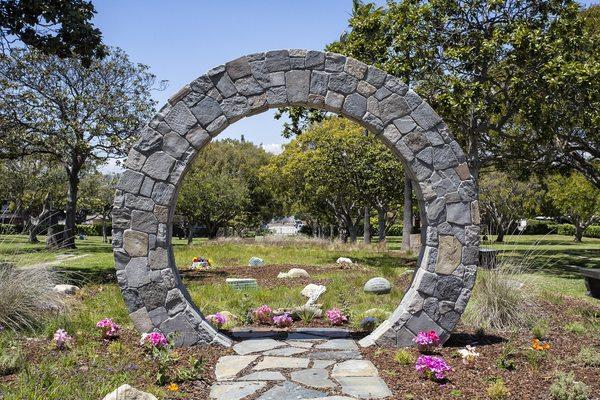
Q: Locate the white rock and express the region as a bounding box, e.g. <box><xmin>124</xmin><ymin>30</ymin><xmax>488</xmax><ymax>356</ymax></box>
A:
<box><xmin>336</xmin><ymin>257</ymin><xmax>353</xmax><ymax>265</ymax></box>
<box><xmin>53</xmin><ymin>284</ymin><xmax>80</xmax><ymax>295</ymax></box>
<box><xmin>300</xmin><ymin>284</ymin><xmax>327</xmax><ymax>305</ymax></box>
<box><xmin>277</xmin><ymin>268</ymin><xmax>310</xmax><ymax>279</ymax></box>
<box><xmin>363</xmin><ymin>277</ymin><xmax>392</xmax><ymax>294</ymax></box>
<box><xmin>102</xmin><ymin>384</ymin><xmax>157</xmax><ymax>400</ymax></box>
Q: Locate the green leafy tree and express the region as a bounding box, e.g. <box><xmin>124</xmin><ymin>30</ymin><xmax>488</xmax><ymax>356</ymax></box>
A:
<box><xmin>479</xmin><ymin>171</ymin><xmax>542</xmax><ymax>242</ymax></box>
<box><xmin>0</xmin><ymin>47</ymin><xmax>158</xmax><ymax>248</ymax></box>
<box><xmin>0</xmin><ymin>0</ymin><xmax>105</xmax><ymax>66</ymax></box>
<box><xmin>546</xmin><ymin>172</ymin><xmax>599</xmax><ymax>242</ymax></box>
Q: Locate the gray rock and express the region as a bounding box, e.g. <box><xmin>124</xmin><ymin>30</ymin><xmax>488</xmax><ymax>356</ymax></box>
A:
<box><xmin>315</xmin><ymin>339</ymin><xmax>359</xmax><ymax>351</ymax></box>
<box><xmin>253</xmin><ymin>356</ymin><xmax>310</xmax><ymax>370</ymax></box>
<box><xmin>190</xmin><ymin>96</ymin><xmax>223</xmax><ymax>127</ymax></box>
<box><xmin>53</xmin><ymin>284</ymin><xmax>80</xmax><ymax>295</ymax></box>
<box><xmin>335</xmin><ymin>376</ymin><xmax>392</xmax><ymax>399</ymax></box>
<box><xmin>215</xmin><ymin>355</ymin><xmax>259</xmax><ymax>381</ymax></box>
<box><xmin>364</xmin><ymin>277</ymin><xmax>392</xmax><ymax>294</ymax></box>
<box><xmin>331</xmin><ymin>360</ymin><xmax>379</xmax><ymax>377</ymax></box>
<box><xmin>210</xmin><ymin>381</ymin><xmax>265</xmax><ymax>400</ymax></box>
<box><xmin>310</xmin><ymin>351</ymin><xmax>362</xmax><ymax>361</ymax></box>
<box><xmin>238</xmin><ymin>371</ymin><xmax>286</xmax><ymax>381</ymax></box>
<box><xmin>102</xmin><ymin>384</ymin><xmax>157</xmax><ymax>400</ymax></box>
<box><xmin>257</xmin><ymin>381</ymin><xmax>327</xmax><ymax>400</ymax></box>
<box><xmin>291</xmin><ymin>369</ymin><xmax>336</xmax><ymax>389</ymax></box>
<box><xmin>286</xmin><ymin>70</ymin><xmax>310</xmax><ymax>104</ymax></box>
<box><xmin>248</xmin><ymin>257</ymin><xmax>264</xmax><ymax>267</ymax></box>
<box><xmin>233</xmin><ymin>338</ymin><xmax>285</xmax><ymax>355</ymax></box>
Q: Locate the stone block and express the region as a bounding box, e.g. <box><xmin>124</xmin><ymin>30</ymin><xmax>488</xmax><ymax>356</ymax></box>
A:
<box><xmin>117</xmin><ymin>170</ymin><xmax>144</xmax><ymax>194</ymax></box>
<box><xmin>123</xmin><ymin>229</ymin><xmax>149</xmax><ymax>257</ymax></box>
<box><xmin>285</xmin><ymin>70</ymin><xmax>310</xmax><ymax>104</ymax></box>
<box><xmin>328</xmin><ymin>72</ymin><xmax>358</xmax><ymax>94</ymax></box>
<box><xmin>234</xmin><ymin>76</ymin><xmax>264</xmax><ymax>97</ymax></box>
<box><xmin>305</xmin><ymin>50</ymin><xmax>325</xmax><ymax>68</ymax></box>
<box><xmin>446</xmin><ymin>202</ymin><xmax>471</xmax><ymax>225</ymax></box>
<box><xmin>412</xmin><ymin>102</ymin><xmax>443</xmax><ymax>130</ymax></box>
<box><xmin>324</xmin><ymin>91</ymin><xmax>344</xmax><ymax>111</ymax></box>
<box><xmin>190</xmin><ymin>95</ymin><xmax>223</xmax><ymax>127</ymax></box>
<box><xmin>365</xmin><ymin>66</ymin><xmax>386</xmax><ymax>87</ymax></box>
<box><xmin>344</xmin><ymin>58</ymin><xmax>367</xmax><ymax>79</ymax></box>
<box><xmin>435</xmin><ymin>235</ymin><xmax>462</xmax><ymax>275</ymax></box>
<box><xmin>164</xmin><ymin>102</ymin><xmax>196</xmax><ymax>135</ymax></box>
<box><xmin>220</xmin><ymin>96</ymin><xmax>250</xmax><ymax>122</ymax></box>
<box><xmin>162</xmin><ymin>131</ymin><xmax>190</xmax><ymax>159</ymax></box>
<box><xmin>225</xmin><ymin>56</ymin><xmax>251</xmax><ymax>80</ymax></box>
<box><xmin>151</xmin><ymin>181</ymin><xmax>175</xmax><ymax>206</ymax></box>
<box><xmin>309</xmin><ymin>71</ymin><xmax>328</xmax><ymax>95</ymax></box>
<box><xmin>342</xmin><ymin>92</ymin><xmax>367</xmax><ymax>119</ymax></box>
<box><xmin>265</xmin><ymin>50</ymin><xmax>291</xmax><ymax>72</ymax></box>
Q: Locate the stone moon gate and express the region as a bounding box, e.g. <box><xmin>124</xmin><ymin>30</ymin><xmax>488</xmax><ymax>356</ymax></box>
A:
<box><xmin>113</xmin><ymin>50</ymin><xmax>480</xmax><ymax>348</ymax></box>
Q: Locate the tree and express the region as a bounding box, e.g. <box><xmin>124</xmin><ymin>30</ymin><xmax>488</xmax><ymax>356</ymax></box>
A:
<box><xmin>176</xmin><ymin>139</ymin><xmax>272</xmax><ymax>241</ymax></box>
<box><xmin>0</xmin><ymin>47</ymin><xmax>158</xmax><ymax>248</ymax></box>
<box><xmin>479</xmin><ymin>171</ymin><xmax>542</xmax><ymax>242</ymax></box>
<box><xmin>262</xmin><ymin>117</ymin><xmax>404</xmax><ymax>243</ymax></box>
<box><xmin>546</xmin><ymin>172</ymin><xmax>599</xmax><ymax>242</ymax></box>
<box><xmin>0</xmin><ymin>156</ymin><xmax>65</xmax><ymax>243</ymax></box>
<box><xmin>78</xmin><ymin>172</ymin><xmax>117</xmax><ymax>243</ymax></box>
<box><xmin>0</xmin><ymin>0</ymin><xmax>105</xmax><ymax>66</ymax></box>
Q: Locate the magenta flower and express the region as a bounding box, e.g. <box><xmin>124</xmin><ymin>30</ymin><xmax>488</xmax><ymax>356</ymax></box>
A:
<box><xmin>253</xmin><ymin>305</ymin><xmax>273</xmax><ymax>324</ymax></box>
<box><xmin>53</xmin><ymin>328</ymin><xmax>72</xmax><ymax>350</ymax></box>
<box><xmin>272</xmin><ymin>313</ymin><xmax>293</xmax><ymax>328</ymax></box>
<box><xmin>413</xmin><ymin>330</ymin><xmax>441</xmax><ymax>353</ymax></box>
<box><xmin>96</xmin><ymin>318</ymin><xmax>121</xmax><ymax>339</ymax></box>
<box><xmin>140</xmin><ymin>331</ymin><xmax>169</xmax><ymax>349</ymax></box>
<box><xmin>207</xmin><ymin>313</ymin><xmax>228</xmax><ymax>328</ymax></box>
<box><xmin>325</xmin><ymin>308</ymin><xmax>348</xmax><ymax>326</ymax></box>
<box><xmin>415</xmin><ymin>355</ymin><xmax>452</xmax><ymax>381</ymax></box>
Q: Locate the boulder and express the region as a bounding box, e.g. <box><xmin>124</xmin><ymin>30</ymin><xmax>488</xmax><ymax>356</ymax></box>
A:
<box><xmin>363</xmin><ymin>277</ymin><xmax>392</xmax><ymax>294</ymax></box>
<box><xmin>248</xmin><ymin>257</ymin><xmax>264</xmax><ymax>267</ymax></box>
<box><xmin>102</xmin><ymin>384</ymin><xmax>157</xmax><ymax>400</ymax></box>
<box><xmin>300</xmin><ymin>284</ymin><xmax>327</xmax><ymax>305</ymax></box>
<box><xmin>277</xmin><ymin>268</ymin><xmax>310</xmax><ymax>279</ymax></box>
<box><xmin>336</xmin><ymin>257</ymin><xmax>353</xmax><ymax>265</ymax></box>
<box><xmin>53</xmin><ymin>284</ymin><xmax>80</xmax><ymax>295</ymax></box>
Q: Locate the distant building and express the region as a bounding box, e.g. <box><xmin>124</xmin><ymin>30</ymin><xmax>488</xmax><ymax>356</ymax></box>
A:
<box><xmin>266</xmin><ymin>217</ymin><xmax>304</xmax><ymax>235</ymax></box>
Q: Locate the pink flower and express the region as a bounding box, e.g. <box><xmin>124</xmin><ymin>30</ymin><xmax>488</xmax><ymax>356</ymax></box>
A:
<box><xmin>207</xmin><ymin>313</ymin><xmax>227</xmax><ymax>328</ymax></box>
<box><xmin>272</xmin><ymin>313</ymin><xmax>293</xmax><ymax>328</ymax></box>
<box><xmin>140</xmin><ymin>332</ymin><xmax>169</xmax><ymax>349</ymax></box>
<box><xmin>96</xmin><ymin>318</ymin><xmax>120</xmax><ymax>339</ymax></box>
<box><xmin>325</xmin><ymin>308</ymin><xmax>348</xmax><ymax>326</ymax></box>
<box><xmin>253</xmin><ymin>305</ymin><xmax>273</xmax><ymax>324</ymax></box>
<box><xmin>53</xmin><ymin>328</ymin><xmax>72</xmax><ymax>349</ymax></box>
<box><xmin>415</xmin><ymin>355</ymin><xmax>452</xmax><ymax>381</ymax></box>
<box><xmin>413</xmin><ymin>330</ymin><xmax>441</xmax><ymax>353</ymax></box>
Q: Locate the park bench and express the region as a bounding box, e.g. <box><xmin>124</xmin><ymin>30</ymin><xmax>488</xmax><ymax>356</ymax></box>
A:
<box><xmin>569</xmin><ymin>266</ymin><xmax>600</xmax><ymax>299</ymax></box>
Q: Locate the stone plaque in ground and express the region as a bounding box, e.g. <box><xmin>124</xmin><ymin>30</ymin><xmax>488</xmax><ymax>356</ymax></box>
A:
<box><xmin>363</xmin><ymin>277</ymin><xmax>392</xmax><ymax>294</ymax></box>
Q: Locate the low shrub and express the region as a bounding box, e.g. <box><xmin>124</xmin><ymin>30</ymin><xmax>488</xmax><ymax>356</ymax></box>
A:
<box><xmin>496</xmin><ymin>342</ymin><xmax>518</xmax><ymax>371</ymax></box>
<box><xmin>487</xmin><ymin>378</ymin><xmax>510</xmax><ymax>400</ymax></box>
<box><xmin>549</xmin><ymin>372</ymin><xmax>589</xmax><ymax>400</ymax></box>
<box><xmin>577</xmin><ymin>346</ymin><xmax>600</xmax><ymax>367</ymax></box>
<box><xmin>0</xmin><ymin>263</ymin><xmax>65</xmax><ymax>330</ymax></box>
<box><xmin>564</xmin><ymin>322</ymin><xmax>586</xmax><ymax>334</ymax></box>
<box><xmin>0</xmin><ymin>344</ymin><xmax>24</xmax><ymax>376</ymax></box>
<box><xmin>394</xmin><ymin>349</ymin><xmax>415</xmax><ymax>365</ymax></box>
<box><xmin>531</xmin><ymin>320</ymin><xmax>549</xmax><ymax>340</ymax></box>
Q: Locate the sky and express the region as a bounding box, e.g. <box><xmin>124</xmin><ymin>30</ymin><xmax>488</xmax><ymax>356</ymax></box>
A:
<box><xmin>92</xmin><ymin>1</ymin><xmax>382</xmax><ymax>156</ymax></box>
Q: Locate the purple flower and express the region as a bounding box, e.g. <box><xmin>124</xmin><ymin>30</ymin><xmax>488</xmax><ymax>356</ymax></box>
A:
<box><xmin>272</xmin><ymin>313</ymin><xmax>293</xmax><ymax>328</ymax></box>
<box><xmin>96</xmin><ymin>318</ymin><xmax>120</xmax><ymax>339</ymax></box>
<box><xmin>415</xmin><ymin>355</ymin><xmax>452</xmax><ymax>381</ymax></box>
<box><xmin>207</xmin><ymin>313</ymin><xmax>228</xmax><ymax>328</ymax></box>
<box><xmin>53</xmin><ymin>328</ymin><xmax>72</xmax><ymax>350</ymax></box>
<box><xmin>140</xmin><ymin>332</ymin><xmax>169</xmax><ymax>349</ymax></box>
<box><xmin>325</xmin><ymin>308</ymin><xmax>348</xmax><ymax>326</ymax></box>
<box><xmin>413</xmin><ymin>330</ymin><xmax>441</xmax><ymax>353</ymax></box>
<box><xmin>253</xmin><ymin>305</ymin><xmax>273</xmax><ymax>324</ymax></box>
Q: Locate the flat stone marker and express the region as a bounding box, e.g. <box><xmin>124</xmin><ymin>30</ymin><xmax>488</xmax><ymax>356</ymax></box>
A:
<box><xmin>254</xmin><ymin>356</ymin><xmax>310</xmax><ymax>370</ymax></box>
<box><xmin>291</xmin><ymin>368</ymin><xmax>336</xmax><ymax>389</ymax></box>
<box><xmin>215</xmin><ymin>355</ymin><xmax>258</xmax><ymax>381</ymax></box>
<box><xmin>331</xmin><ymin>360</ymin><xmax>378</xmax><ymax>377</ymax></box>
<box><xmin>363</xmin><ymin>277</ymin><xmax>392</xmax><ymax>294</ymax></box>
<box><xmin>233</xmin><ymin>338</ymin><xmax>285</xmax><ymax>355</ymax></box>
<box><xmin>335</xmin><ymin>376</ymin><xmax>393</xmax><ymax>399</ymax></box>
<box><xmin>226</xmin><ymin>278</ymin><xmax>258</xmax><ymax>290</ymax></box>
<box><xmin>238</xmin><ymin>371</ymin><xmax>286</xmax><ymax>381</ymax></box>
<box><xmin>210</xmin><ymin>381</ymin><xmax>266</xmax><ymax>400</ymax></box>
<box><xmin>316</xmin><ymin>339</ymin><xmax>359</xmax><ymax>351</ymax></box>
<box><xmin>257</xmin><ymin>381</ymin><xmax>327</xmax><ymax>400</ymax></box>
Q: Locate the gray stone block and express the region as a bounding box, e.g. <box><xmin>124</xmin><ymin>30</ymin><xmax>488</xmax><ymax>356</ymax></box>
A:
<box><xmin>324</xmin><ymin>91</ymin><xmax>344</xmax><ymax>111</ymax></box>
<box><xmin>267</xmin><ymin>86</ymin><xmax>287</xmax><ymax>106</ymax></box>
<box><xmin>135</xmin><ymin>127</ymin><xmax>163</xmax><ymax>154</ymax></box>
<box><xmin>365</xmin><ymin>66</ymin><xmax>386</xmax><ymax>87</ymax></box>
<box><xmin>225</xmin><ymin>56</ymin><xmax>251</xmax><ymax>80</ymax></box>
<box><xmin>305</xmin><ymin>50</ymin><xmax>325</xmax><ymax>68</ymax></box>
<box><xmin>328</xmin><ymin>72</ymin><xmax>358</xmax><ymax>94</ymax></box>
<box><xmin>285</xmin><ymin>70</ymin><xmax>310</xmax><ymax>104</ymax></box>
<box><xmin>151</xmin><ymin>182</ymin><xmax>175</xmax><ymax>206</ymax></box>
<box><xmin>265</xmin><ymin>50</ymin><xmax>290</xmax><ymax>72</ymax></box>
<box><xmin>342</xmin><ymin>92</ymin><xmax>367</xmax><ymax>119</ymax></box>
<box><xmin>447</xmin><ymin>202</ymin><xmax>471</xmax><ymax>225</ymax></box>
<box><xmin>309</xmin><ymin>71</ymin><xmax>328</xmax><ymax>95</ymax></box>
<box><xmin>117</xmin><ymin>170</ymin><xmax>144</xmax><ymax>194</ymax></box>
<box><xmin>234</xmin><ymin>76</ymin><xmax>264</xmax><ymax>96</ymax></box>
<box><xmin>190</xmin><ymin>95</ymin><xmax>223</xmax><ymax>127</ymax></box>
<box><xmin>143</xmin><ymin>152</ymin><xmax>175</xmax><ymax>181</ymax></box>
<box><xmin>164</xmin><ymin>102</ymin><xmax>196</xmax><ymax>135</ymax></box>
<box><xmin>412</xmin><ymin>101</ymin><xmax>443</xmax><ymax>130</ymax></box>
<box><xmin>162</xmin><ymin>131</ymin><xmax>190</xmax><ymax>159</ymax></box>
<box><xmin>380</xmin><ymin>93</ymin><xmax>411</xmax><ymax>123</ymax></box>
<box><xmin>221</xmin><ymin>96</ymin><xmax>250</xmax><ymax>121</ymax></box>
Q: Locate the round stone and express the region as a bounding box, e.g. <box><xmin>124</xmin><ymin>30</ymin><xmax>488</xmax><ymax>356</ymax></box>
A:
<box><xmin>363</xmin><ymin>277</ymin><xmax>392</xmax><ymax>294</ymax></box>
<box><xmin>248</xmin><ymin>257</ymin><xmax>264</xmax><ymax>267</ymax></box>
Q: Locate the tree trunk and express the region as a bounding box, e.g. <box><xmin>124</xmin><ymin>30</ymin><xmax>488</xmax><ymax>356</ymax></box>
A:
<box><xmin>347</xmin><ymin>220</ymin><xmax>357</xmax><ymax>243</ymax></box>
<box><xmin>62</xmin><ymin>170</ymin><xmax>80</xmax><ymax>249</ymax></box>
<box><xmin>330</xmin><ymin>224</ymin><xmax>334</xmax><ymax>241</ymax></box>
<box><xmin>378</xmin><ymin>208</ymin><xmax>386</xmax><ymax>243</ymax></box>
<box><xmin>187</xmin><ymin>226</ymin><xmax>194</xmax><ymax>244</ymax></box>
<box><xmin>402</xmin><ymin>173</ymin><xmax>413</xmax><ymax>251</ymax></box>
<box><xmin>102</xmin><ymin>222</ymin><xmax>108</xmax><ymax>243</ymax></box>
<box><xmin>207</xmin><ymin>224</ymin><xmax>219</xmax><ymax>239</ymax></box>
<box><xmin>495</xmin><ymin>223</ymin><xmax>505</xmax><ymax>243</ymax></box>
<box><xmin>28</xmin><ymin>226</ymin><xmax>39</xmax><ymax>244</ymax></box>
<box><xmin>363</xmin><ymin>207</ymin><xmax>371</xmax><ymax>244</ymax></box>
<box><xmin>574</xmin><ymin>224</ymin><xmax>584</xmax><ymax>242</ymax></box>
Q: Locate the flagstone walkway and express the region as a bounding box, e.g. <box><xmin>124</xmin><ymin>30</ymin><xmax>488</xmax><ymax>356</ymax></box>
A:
<box><xmin>210</xmin><ymin>329</ymin><xmax>392</xmax><ymax>400</ymax></box>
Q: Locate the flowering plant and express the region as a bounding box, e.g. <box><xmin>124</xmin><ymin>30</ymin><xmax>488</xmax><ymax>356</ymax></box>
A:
<box><xmin>96</xmin><ymin>318</ymin><xmax>120</xmax><ymax>340</ymax></box>
<box><xmin>53</xmin><ymin>328</ymin><xmax>72</xmax><ymax>350</ymax></box>
<box><xmin>253</xmin><ymin>305</ymin><xmax>273</xmax><ymax>324</ymax></box>
<box><xmin>207</xmin><ymin>313</ymin><xmax>228</xmax><ymax>328</ymax></box>
<box><xmin>140</xmin><ymin>332</ymin><xmax>169</xmax><ymax>349</ymax></box>
<box><xmin>457</xmin><ymin>345</ymin><xmax>480</xmax><ymax>365</ymax></box>
<box><xmin>191</xmin><ymin>257</ymin><xmax>211</xmax><ymax>269</ymax></box>
<box><xmin>532</xmin><ymin>338</ymin><xmax>551</xmax><ymax>351</ymax></box>
<box><xmin>325</xmin><ymin>308</ymin><xmax>348</xmax><ymax>326</ymax></box>
<box><xmin>273</xmin><ymin>313</ymin><xmax>293</xmax><ymax>328</ymax></box>
<box><xmin>415</xmin><ymin>355</ymin><xmax>452</xmax><ymax>381</ymax></box>
<box><xmin>413</xmin><ymin>330</ymin><xmax>441</xmax><ymax>353</ymax></box>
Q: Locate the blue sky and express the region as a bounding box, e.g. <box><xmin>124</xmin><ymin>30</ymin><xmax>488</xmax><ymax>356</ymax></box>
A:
<box><xmin>92</xmin><ymin>0</ymin><xmax>380</xmax><ymax>154</ymax></box>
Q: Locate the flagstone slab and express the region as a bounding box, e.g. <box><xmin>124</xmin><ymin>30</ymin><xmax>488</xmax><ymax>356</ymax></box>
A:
<box><xmin>263</xmin><ymin>346</ymin><xmax>309</xmax><ymax>356</ymax></box>
<box><xmin>310</xmin><ymin>351</ymin><xmax>362</xmax><ymax>360</ymax></box>
<box><xmin>210</xmin><ymin>381</ymin><xmax>266</xmax><ymax>400</ymax></box>
<box><xmin>254</xmin><ymin>356</ymin><xmax>311</xmax><ymax>370</ymax></box>
<box><xmin>291</xmin><ymin>368</ymin><xmax>337</xmax><ymax>389</ymax></box>
<box><xmin>286</xmin><ymin>340</ymin><xmax>315</xmax><ymax>348</ymax></box>
<box><xmin>238</xmin><ymin>371</ymin><xmax>286</xmax><ymax>381</ymax></box>
<box><xmin>335</xmin><ymin>376</ymin><xmax>392</xmax><ymax>399</ymax></box>
<box><xmin>312</xmin><ymin>360</ymin><xmax>336</xmax><ymax>369</ymax></box>
<box><xmin>331</xmin><ymin>360</ymin><xmax>379</xmax><ymax>377</ymax></box>
<box><xmin>233</xmin><ymin>338</ymin><xmax>286</xmax><ymax>355</ymax></box>
<box><xmin>316</xmin><ymin>339</ymin><xmax>359</xmax><ymax>351</ymax></box>
<box><xmin>294</xmin><ymin>328</ymin><xmax>351</xmax><ymax>338</ymax></box>
<box><xmin>215</xmin><ymin>355</ymin><xmax>258</xmax><ymax>381</ymax></box>
<box><xmin>256</xmin><ymin>381</ymin><xmax>328</xmax><ymax>400</ymax></box>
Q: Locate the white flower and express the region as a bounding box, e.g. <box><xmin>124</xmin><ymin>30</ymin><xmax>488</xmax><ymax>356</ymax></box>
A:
<box><xmin>139</xmin><ymin>332</ymin><xmax>148</xmax><ymax>346</ymax></box>
<box><xmin>458</xmin><ymin>345</ymin><xmax>480</xmax><ymax>365</ymax></box>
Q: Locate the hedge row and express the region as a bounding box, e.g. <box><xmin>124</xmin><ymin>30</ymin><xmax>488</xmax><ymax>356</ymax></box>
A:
<box><xmin>522</xmin><ymin>220</ymin><xmax>600</xmax><ymax>238</ymax></box>
<box><xmin>0</xmin><ymin>223</ymin><xmax>111</xmax><ymax>236</ymax></box>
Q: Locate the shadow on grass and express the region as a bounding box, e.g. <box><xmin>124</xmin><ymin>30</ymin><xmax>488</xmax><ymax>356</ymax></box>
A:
<box><xmin>57</xmin><ymin>265</ymin><xmax>116</xmax><ymax>285</ymax></box>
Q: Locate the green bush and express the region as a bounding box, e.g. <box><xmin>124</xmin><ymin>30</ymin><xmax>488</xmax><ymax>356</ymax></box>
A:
<box><xmin>583</xmin><ymin>225</ymin><xmax>600</xmax><ymax>238</ymax></box>
<box><xmin>0</xmin><ymin>224</ymin><xmax>21</xmax><ymax>234</ymax></box>
<box><xmin>0</xmin><ymin>344</ymin><xmax>24</xmax><ymax>376</ymax></box>
<box><xmin>549</xmin><ymin>372</ymin><xmax>589</xmax><ymax>400</ymax></box>
<box><xmin>557</xmin><ymin>224</ymin><xmax>575</xmax><ymax>236</ymax></box>
<box><xmin>523</xmin><ymin>219</ymin><xmax>557</xmax><ymax>235</ymax></box>
<box><xmin>577</xmin><ymin>346</ymin><xmax>600</xmax><ymax>367</ymax></box>
<box><xmin>387</xmin><ymin>224</ymin><xmax>403</xmax><ymax>236</ymax></box>
<box><xmin>394</xmin><ymin>349</ymin><xmax>415</xmax><ymax>365</ymax></box>
<box><xmin>531</xmin><ymin>320</ymin><xmax>549</xmax><ymax>340</ymax></box>
<box><xmin>76</xmin><ymin>224</ymin><xmax>111</xmax><ymax>236</ymax></box>
<box><xmin>487</xmin><ymin>378</ymin><xmax>510</xmax><ymax>400</ymax></box>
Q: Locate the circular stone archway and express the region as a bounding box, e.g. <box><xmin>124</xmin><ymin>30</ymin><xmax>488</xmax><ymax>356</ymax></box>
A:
<box><xmin>113</xmin><ymin>50</ymin><xmax>480</xmax><ymax>348</ymax></box>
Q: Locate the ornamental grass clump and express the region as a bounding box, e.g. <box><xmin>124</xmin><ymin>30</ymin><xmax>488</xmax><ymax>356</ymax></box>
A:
<box><xmin>413</xmin><ymin>330</ymin><xmax>441</xmax><ymax>353</ymax></box>
<box><xmin>0</xmin><ymin>263</ymin><xmax>65</xmax><ymax>331</ymax></box>
<box><xmin>415</xmin><ymin>355</ymin><xmax>452</xmax><ymax>381</ymax></box>
<box><xmin>325</xmin><ymin>308</ymin><xmax>348</xmax><ymax>326</ymax></box>
<box><xmin>272</xmin><ymin>313</ymin><xmax>293</xmax><ymax>328</ymax></box>
<box><xmin>96</xmin><ymin>317</ymin><xmax>120</xmax><ymax>340</ymax></box>
<box><xmin>253</xmin><ymin>305</ymin><xmax>273</xmax><ymax>324</ymax></box>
